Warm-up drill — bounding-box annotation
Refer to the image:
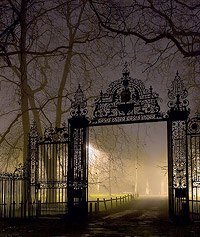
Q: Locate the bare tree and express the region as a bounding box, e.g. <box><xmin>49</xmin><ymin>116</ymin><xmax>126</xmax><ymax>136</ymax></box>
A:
<box><xmin>89</xmin><ymin>0</ymin><xmax>200</xmax><ymax>58</ymax></box>
<box><xmin>0</xmin><ymin>0</ymin><xmax>116</xmax><ymax>168</ymax></box>
<box><xmin>89</xmin><ymin>0</ymin><xmax>200</xmax><ymax>111</ymax></box>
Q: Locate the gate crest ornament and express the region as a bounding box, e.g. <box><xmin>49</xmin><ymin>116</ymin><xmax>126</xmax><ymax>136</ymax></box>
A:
<box><xmin>91</xmin><ymin>63</ymin><xmax>164</xmax><ymax>125</ymax></box>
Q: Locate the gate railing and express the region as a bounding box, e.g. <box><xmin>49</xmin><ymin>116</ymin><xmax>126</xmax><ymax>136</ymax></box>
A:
<box><xmin>0</xmin><ymin>166</ymin><xmax>68</xmax><ymax>219</ymax></box>
<box><xmin>0</xmin><ymin>172</ymin><xmax>37</xmax><ymax>219</ymax></box>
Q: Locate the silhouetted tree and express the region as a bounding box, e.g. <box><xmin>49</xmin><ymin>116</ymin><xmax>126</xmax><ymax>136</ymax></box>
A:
<box><xmin>89</xmin><ymin>0</ymin><xmax>200</xmax><ymax>58</ymax></box>
<box><xmin>0</xmin><ymin>0</ymin><xmax>115</xmax><ymax>168</ymax></box>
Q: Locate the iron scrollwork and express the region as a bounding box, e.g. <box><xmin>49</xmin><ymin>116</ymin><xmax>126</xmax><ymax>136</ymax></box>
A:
<box><xmin>172</xmin><ymin>120</ymin><xmax>187</xmax><ymax>188</ymax></box>
<box><xmin>43</xmin><ymin>123</ymin><xmax>68</xmax><ymax>143</ymax></box>
<box><xmin>187</xmin><ymin>112</ymin><xmax>200</xmax><ymax>135</ymax></box>
<box><xmin>28</xmin><ymin>120</ymin><xmax>40</xmax><ymax>150</ymax></box>
<box><xmin>91</xmin><ymin>63</ymin><xmax>164</xmax><ymax>125</ymax></box>
<box><xmin>68</xmin><ymin>127</ymin><xmax>87</xmax><ymax>190</ymax></box>
<box><xmin>28</xmin><ymin>121</ymin><xmax>69</xmax><ymax>186</ymax></box>
<box><xmin>0</xmin><ymin>162</ymin><xmax>29</xmax><ymax>180</ymax></box>
<box><xmin>28</xmin><ymin>120</ymin><xmax>40</xmax><ymax>185</ymax></box>
<box><xmin>29</xmin><ymin>120</ymin><xmax>69</xmax><ymax>144</ymax></box>
<box><xmin>38</xmin><ymin>181</ymin><xmax>67</xmax><ymax>189</ymax></box>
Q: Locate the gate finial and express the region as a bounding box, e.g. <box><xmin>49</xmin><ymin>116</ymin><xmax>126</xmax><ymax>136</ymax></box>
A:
<box><xmin>29</xmin><ymin>120</ymin><xmax>39</xmax><ymax>139</ymax></box>
<box><xmin>71</xmin><ymin>85</ymin><xmax>87</xmax><ymax>117</ymax></box>
<box><xmin>167</xmin><ymin>72</ymin><xmax>190</xmax><ymax>119</ymax></box>
<box><xmin>122</xmin><ymin>61</ymin><xmax>130</xmax><ymax>78</ymax></box>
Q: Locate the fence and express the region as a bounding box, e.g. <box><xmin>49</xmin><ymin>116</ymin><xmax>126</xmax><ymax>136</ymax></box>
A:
<box><xmin>0</xmin><ymin>178</ymin><xmax>134</xmax><ymax>219</ymax></box>
<box><xmin>88</xmin><ymin>194</ymin><xmax>134</xmax><ymax>214</ymax></box>
<box><xmin>0</xmin><ymin>174</ymin><xmax>38</xmax><ymax>219</ymax></box>
<box><xmin>0</xmin><ymin>173</ymin><xmax>67</xmax><ymax>219</ymax></box>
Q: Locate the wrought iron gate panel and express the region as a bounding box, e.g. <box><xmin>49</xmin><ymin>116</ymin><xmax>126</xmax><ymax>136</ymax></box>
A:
<box><xmin>188</xmin><ymin>113</ymin><xmax>200</xmax><ymax>221</ymax></box>
<box><xmin>172</xmin><ymin>120</ymin><xmax>187</xmax><ymax>189</ymax></box>
<box><xmin>167</xmin><ymin>71</ymin><xmax>190</xmax><ymax>220</ymax></box>
<box><xmin>37</xmin><ymin>142</ymin><xmax>68</xmax><ymax>216</ymax></box>
<box><xmin>29</xmin><ymin>121</ymin><xmax>69</xmax><ymax>216</ymax></box>
<box><xmin>171</xmin><ymin>120</ymin><xmax>189</xmax><ymax>218</ymax></box>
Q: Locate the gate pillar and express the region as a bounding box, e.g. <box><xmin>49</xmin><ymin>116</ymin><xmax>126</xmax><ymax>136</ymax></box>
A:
<box><xmin>68</xmin><ymin>85</ymin><xmax>89</xmax><ymax>217</ymax></box>
<box><xmin>167</xmin><ymin>72</ymin><xmax>190</xmax><ymax>220</ymax></box>
<box><xmin>28</xmin><ymin>121</ymin><xmax>39</xmax><ymax>217</ymax></box>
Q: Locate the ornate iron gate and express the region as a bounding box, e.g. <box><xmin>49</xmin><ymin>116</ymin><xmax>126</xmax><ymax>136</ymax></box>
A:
<box><xmin>28</xmin><ymin>121</ymin><xmax>69</xmax><ymax>216</ymax></box>
<box><xmin>67</xmin><ymin>65</ymin><xmax>193</xmax><ymax>221</ymax></box>
<box><xmin>1</xmin><ymin>65</ymin><xmax>200</xmax><ymax>221</ymax></box>
<box><xmin>188</xmin><ymin>113</ymin><xmax>200</xmax><ymax>221</ymax></box>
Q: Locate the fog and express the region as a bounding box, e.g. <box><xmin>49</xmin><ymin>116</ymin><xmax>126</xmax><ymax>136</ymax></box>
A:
<box><xmin>88</xmin><ymin>122</ymin><xmax>168</xmax><ymax>197</ymax></box>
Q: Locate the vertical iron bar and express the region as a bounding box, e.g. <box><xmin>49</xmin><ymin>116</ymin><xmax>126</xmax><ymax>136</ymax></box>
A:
<box><xmin>167</xmin><ymin>120</ymin><xmax>173</xmax><ymax>218</ymax></box>
<box><xmin>190</xmin><ymin>135</ymin><xmax>194</xmax><ymax>220</ymax></box>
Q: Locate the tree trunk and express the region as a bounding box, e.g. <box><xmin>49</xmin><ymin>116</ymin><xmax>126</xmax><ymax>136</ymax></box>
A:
<box><xmin>55</xmin><ymin>49</ymin><xmax>73</xmax><ymax>128</ymax></box>
<box><xmin>20</xmin><ymin>0</ymin><xmax>31</xmax><ymax>216</ymax></box>
<box><xmin>20</xmin><ymin>0</ymin><xmax>30</xmax><ymax>165</ymax></box>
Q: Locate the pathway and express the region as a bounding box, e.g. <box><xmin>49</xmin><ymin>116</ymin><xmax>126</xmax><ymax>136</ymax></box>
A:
<box><xmin>0</xmin><ymin>196</ymin><xmax>200</xmax><ymax>236</ymax></box>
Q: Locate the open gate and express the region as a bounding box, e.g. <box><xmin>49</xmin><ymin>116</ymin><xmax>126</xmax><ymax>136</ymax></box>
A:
<box><xmin>1</xmin><ymin>65</ymin><xmax>200</xmax><ymax>221</ymax></box>
<box><xmin>27</xmin><ymin>71</ymin><xmax>200</xmax><ymax>221</ymax></box>
<box><xmin>67</xmin><ymin>66</ymin><xmax>192</xmax><ymax>220</ymax></box>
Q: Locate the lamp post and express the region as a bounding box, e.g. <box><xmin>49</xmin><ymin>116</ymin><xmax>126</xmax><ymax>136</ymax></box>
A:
<box><xmin>135</xmin><ymin>125</ymin><xmax>139</xmax><ymax>196</ymax></box>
